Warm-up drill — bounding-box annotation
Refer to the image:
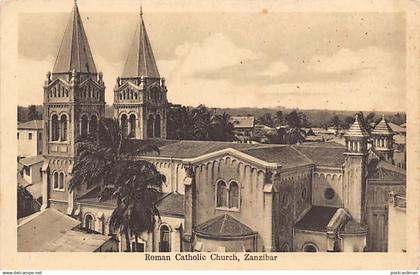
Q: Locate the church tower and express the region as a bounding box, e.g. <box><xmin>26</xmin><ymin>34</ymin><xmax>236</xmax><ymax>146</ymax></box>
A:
<box><xmin>343</xmin><ymin>114</ymin><xmax>370</xmax><ymax>224</ymax></box>
<box><xmin>41</xmin><ymin>1</ymin><xmax>105</xmax><ymax>214</ymax></box>
<box><xmin>371</xmin><ymin>114</ymin><xmax>395</xmax><ymax>162</ymax></box>
<box><xmin>113</xmin><ymin>7</ymin><xmax>168</xmax><ymax>139</ymax></box>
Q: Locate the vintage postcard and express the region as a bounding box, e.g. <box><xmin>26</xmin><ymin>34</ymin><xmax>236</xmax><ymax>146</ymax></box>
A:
<box><xmin>0</xmin><ymin>0</ymin><xmax>419</xmax><ymax>271</ymax></box>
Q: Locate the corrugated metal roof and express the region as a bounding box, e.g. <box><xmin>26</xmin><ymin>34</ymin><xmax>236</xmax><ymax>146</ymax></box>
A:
<box><xmin>52</xmin><ymin>2</ymin><xmax>97</xmax><ymax>74</ymax></box>
<box><xmin>229</xmin><ymin>116</ymin><xmax>255</xmax><ymax>128</ymax></box>
<box><xmin>121</xmin><ymin>11</ymin><xmax>160</xmax><ymax>78</ymax></box>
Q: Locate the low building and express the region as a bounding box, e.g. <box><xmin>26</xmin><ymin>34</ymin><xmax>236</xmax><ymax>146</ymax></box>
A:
<box><xmin>17</xmin><ymin>120</ymin><xmax>43</xmax><ymax>157</ymax></box>
<box><xmin>18</xmin><ymin>208</ymin><xmax>118</xmax><ymax>252</ymax></box>
<box><xmin>229</xmin><ymin>116</ymin><xmax>255</xmax><ymax>142</ymax></box>
<box><xmin>387</xmin><ymin>193</ymin><xmax>406</xmax><ymax>252</ymax></box>
<box><xmin>18</xmin><ymin>155</ymin><xmax>44</xmax><ymax>186</ymax></box>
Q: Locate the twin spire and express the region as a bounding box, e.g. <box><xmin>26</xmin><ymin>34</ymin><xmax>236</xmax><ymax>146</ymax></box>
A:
<box><xmin>52</xmin><ymin>0</ymin><xmax>97</xmax><ymax>74</ymax></box>
<box><xmin>52</xmin><ymin>2</ymin><xmax>160</xmax><ymax>79</ymax></box>
<box><xmin>121</xmin><ymin>5</ymin><xmax>160</xmax><ymax>78</ymax></box>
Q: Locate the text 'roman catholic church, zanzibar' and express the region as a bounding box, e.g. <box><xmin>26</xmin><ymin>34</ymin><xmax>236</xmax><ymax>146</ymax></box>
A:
<box><xmin>39</xmin><ymin>2</ymin><xmax>406</xmax><ymax>253</ymax></box>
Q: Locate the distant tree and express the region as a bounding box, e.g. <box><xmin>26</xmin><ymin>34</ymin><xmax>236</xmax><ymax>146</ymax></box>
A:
<box><xmin>257</xmin><ymin>113</ymin><xmax>275</xmax><ymax>128</ymax></box>
<box><xmin>342</xmin><ymin>116</ymin><xmax>355</xmax><ymax>129</ymax></box>
<box><xmin>27</xmin><ymin>105</ymin><xmax>42</xmax><ymax>121</ymax></box>
<box><xmin>209</xmin><ymin>112</ymin><xmax>236</xmax><ymax>142</ymax></box>
<box><xmin>275</xmin><ymin>111</ymin><xmax>284</xmax><ymax>126</ymax></box>
<box><xmin>167</xmin><ymin>106</ymin><xmax>194</xmax><ymax>140</ymax></box>
<box><xmin>285</xmin><ymin>110</ymin><xmax>301</xmax><ymax>128</ymax></box>
<box><xmin>299</xmin><ymin>112</ymin><xmax>310</xmax><ymax>127</ymax></box>
<box><xmin>330</xmin><ymin>115</ymin><xmax>341</xmax><ymax>129</ymax></box>
<box><xmin>285</xmin><ymin>110</ymin><xmax>306</xmax><ymax>144</ymax></box>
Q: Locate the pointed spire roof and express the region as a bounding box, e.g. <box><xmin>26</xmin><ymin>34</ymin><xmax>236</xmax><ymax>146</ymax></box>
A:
<box><xmin>372</xmin><ymin>114</ymin><xmax>394</xmax><ymax>136</ymax></box>
<box><xmin>52</xmin><ymin>1</ymin><xmax>97</xmax><ymax>74</ymax></box>
<box><xmin>121</xmin><ymin>8</ymin><xmax>160</xmax><ymax>78</ymax></box>
<box><xmin>345</xmin><ymin>114</ymin><xmax>370</xmax><ymax>138</ymax></box>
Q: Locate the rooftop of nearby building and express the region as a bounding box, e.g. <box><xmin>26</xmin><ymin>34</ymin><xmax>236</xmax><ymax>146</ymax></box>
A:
<box><xmin>388</xmin><ymin>122</ymin><xmax>406</xmax><ymax>134</ymax></box>
<box><xmin>155</xmin><ymin>192</ymin><xmax>185</xmax><ymax>218</ymax></box>
<box><xmin>194</xmin><ymin>214</ymin><xmax>257</xmax><ymax>238</ymax></box>
<box><xmin>17</xmin><ymin>120</ymin><xmax>43</xmax><ymax>130</ymax></box>
<box><xmin>127</xmin><ymin>139</ymin><xmax>347</xmax><ymax>168</ymax></box>
<box><xmin>294</xmin><ymin>206</ymin><xmax>338</xmax><ymax>232</ymax></box>
<box><xmin>367</xmin><ymin>159</ymin><xmax>406</xmax><ymax>182</ymax></box>
<box><xmin>18</xmin><ymin>208</ymin><xmax>114</xmax><ymax>252</ymax></box>
<box><xmin>19</xmin><ymin>155</ymin><xmax>44</xmax><ymax>167</ymax></box>
<box><xmin>229</xmin><ymin>116</ymin><xmax>255</xmax><ymax>129</ymax></box>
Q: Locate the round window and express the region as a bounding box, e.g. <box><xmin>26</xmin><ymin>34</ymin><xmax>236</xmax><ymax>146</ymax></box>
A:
<box><xmin>324</xmin><ymin>188</ymin><xmax>335</xmax><ymax>200</ymax></box>
<box><xmin>281</xmin><ymin>193</ymin><xmax>289</xmax><ymax>208</ymax></box>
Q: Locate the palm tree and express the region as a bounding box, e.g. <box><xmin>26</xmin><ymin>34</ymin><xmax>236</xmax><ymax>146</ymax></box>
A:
<box><xmin>209</xmin><ymin>112</ymin><xmax>236</xmax><ymax>142</ymax></box>
<box><xmin>69</xmin><ymin>118</ymin><xmax>166</xmax><ymax>252</ymax></box>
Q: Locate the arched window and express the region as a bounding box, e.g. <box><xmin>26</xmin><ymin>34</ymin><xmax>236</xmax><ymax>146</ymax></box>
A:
<box><xmin>159</xmin><ymin>225</ymin><xmax>171</xmax><ymax>252</ymax></box>
<box><xmin>90</xmin><ymin>115</ymin><xmax>98</xmax><ymax>134</ymax></box>
<box><xmin>303</xmin><ymin>243</ymin><xmax>318</xmax><ymax>252</ymax></box>
<box><xmin>229</xmin><ymin>181</ymin><xmax>239</xmax><ymax>208</ymax></box>
<box><xmin>53</xmin><ymin>172</ymin><xmax>59</xmax><ymax>189</ymax></box>
<box><xmin>129</xmin><ymin>114</ymin><xmax>136</xmax><ymax>137</ymax></box>
<box><xmin>65</xmin><ymin>89</ymin><xmax>68</xmax><ymax>97</ymax></box>
<box><xmin>121</xmin><ymin>114</ymin><xmax>129</xmax><ymax>137</ymax></box>
<box><xmin>154</xmin><ymin>114</ymin><xmax>161</xmax><ymax>138</ymax></box>
<box><xmin>147</xmin><ymin>115</ymin><xmax>154</xmax><ymax>138</ymax></box>
<box><xmin>53</xmin><ymin>87</ymin><xmax>57</xmax><ymax>97</ymax></box>
<box><xmin>216</xmin><ymin>180</ymin><xmax>228</xmax><ymax>207</ymax></box>
<box><xmin>130</xmin><ymin>90</ymin><xmax>133</xmax><ymax>100</ymax></box>
<box><xmin>134</xmin><ymin>92</ymin><xmax>138</xmax><ymax>100</ymax></box>
<box><xmin>81</xmin><ymin>115</ymin><xmax>88</xmax><ymax>137</ymax></box>
<box><xmin>60</xmin><ymin>114</ymin><xmax>67</xmax><ymax>141</ymax></box>
<box><xmin>51</xmin><ymin>114</ymin><xmax>60</xmax><ymax>141</ymax></box>
<box><xmin>59</xmin><ymin>172</ymin><xmax>65</xmax><ymax>190</ymax></box>
<box><xmin>85</xmin><ymin>214</ymin><xmax>94</xmax><ymax>231</ymax></box>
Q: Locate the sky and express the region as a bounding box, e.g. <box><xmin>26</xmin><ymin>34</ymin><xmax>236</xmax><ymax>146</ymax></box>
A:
<box><xmin>18</xmin><ymin>10</ymin><xmax>406</xmax><ymax>112</ymax></box>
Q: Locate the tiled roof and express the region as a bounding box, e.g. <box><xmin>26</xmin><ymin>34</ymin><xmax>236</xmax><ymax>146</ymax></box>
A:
<box><xmin>155</xmin><ymin>192</ymin><xmax>184</xmax><ymax>218</ymax></box>
<box><xmin>52</xmin><ymin>2</ymin><xmax>97</xmax><ymax>74</ymax></box>
<box><xmin>293</xmin><ymin>143</ymin><xmax>346</xmax><ymax>167</ymax></box>
<box><xmin>372</xmin><ymin>115</ymin><xmax>394</xmax><ymax>136</ymax></box>
<box><xmin>367</xmin><ymin>159</ymin><xmax>406</xmax><ymax>181</ymax></box>
<box><xmin>76</xmin><ymin>187</ymin><xmax>117</xmax><ymax>207</ymax></box>
<box><xmin>18</xmin><ymin>120</ymin><xmax>43</xmax><ymax>130</ymax></box>
<box><xmin>121</xmin><ymin>11</ymin><xmax>160</xmax><ymax>78</ymax></box>
<box><xmin>128</xmin><ymin>139</ymin><xmax>346</xmax><ymax>168</ymax></box>
<box><xmin>19</xmin><ymin>155</ymin><xmax>44</xmax><ymax>166</ymax></box>
<box><xmin>294</xmin><ymin>206</ymin><xmax>338</xmax><ymax>232</ymax></box>
<box><xmin>229</xmin><ymin>116</ymin><xmax>255</xmax><ymax>128</ymax></box>
<box><xmin>243</xmin><ymin>146</ymin><xmax>313</xmax><ymax>169</ymax></box>
<box><xmin>194</xmin><ymin>214</ymin><xmax>257</xmax><ymax>238</ymax></box>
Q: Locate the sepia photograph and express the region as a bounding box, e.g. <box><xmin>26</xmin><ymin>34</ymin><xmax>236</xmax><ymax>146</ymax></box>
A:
<box><xmin>2</xmin><ymin>0</ymin><xmax>420</xmax><ymax>271</ymax></box>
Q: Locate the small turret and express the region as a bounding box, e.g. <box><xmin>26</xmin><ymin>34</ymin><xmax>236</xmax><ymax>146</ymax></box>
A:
<box><xmin>344</xmin><ymin>114</ymin><xmax>370</xmax><ymax>155</ymax></box>
<box><xmin>371</xmin><ymin>114</ymin><xmax>394</xmax><ymax>162</ymax></box>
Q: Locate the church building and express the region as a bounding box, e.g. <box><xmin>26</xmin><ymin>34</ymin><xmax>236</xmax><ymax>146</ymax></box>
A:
<box><xmin>39</xmin><ymin>2</ymin><xmax>406</xmax><ymax>252</ymax></box>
